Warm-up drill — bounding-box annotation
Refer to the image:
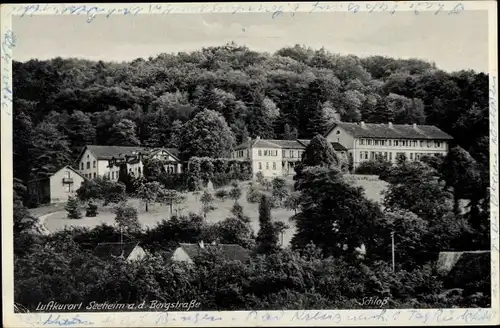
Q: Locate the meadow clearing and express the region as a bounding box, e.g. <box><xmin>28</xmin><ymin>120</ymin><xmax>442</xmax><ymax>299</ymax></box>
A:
<box><xmin>35</xmin><ymin>177</ymin><xmax>389</xmax><ymax>247</ymax></box>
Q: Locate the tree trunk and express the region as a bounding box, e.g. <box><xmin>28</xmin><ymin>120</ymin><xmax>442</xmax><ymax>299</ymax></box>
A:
<box><xmin>453</xmin><ymin>194</ymin><xmax>460</xmax><ymax>216</ymax></box>
<box><xmin>169</xmin><ymin>203</ymin><xmax>173</xmax><ymax>216</ymax></box>
<box><xmin>145</xmin><ymin>202</ymin><xmax>149</xmax><ymax>212</ymax></box>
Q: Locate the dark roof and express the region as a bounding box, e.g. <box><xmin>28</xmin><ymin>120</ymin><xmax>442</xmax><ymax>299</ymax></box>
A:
<box><xmin>331</xmin><ymin>142</ymin><xmax>347</xmax><ymax>151</ymax></box>
<box><xmin>234</xmin><ymin>138</ymin><xmax>308</xmax><ymax>150</ymax></box>
<box><xmin>85</xmin><ymin>145</ymin><xmax>147</xmax><ymax>160</ymax></box>
<box><xmin>436</xmin><ymin>251</ymin><xmax>490</xmax><ymax>274</ymax></box>
<box><xmin>93</xmin><ymin>242</ymin><xmax>141</xmax><ymax>260</ymax></box>
<box><xmin>329</xmin><ymin>122</ymin><xmax>453</xmax><ymax>140</ymax></box>
<box><xmin>179</xmin><ymin>243</ymin><xmax>251</xmax><ymax>262</ymax></box>
<box><xmin>267</xmin><ymin>140</ymin><xmax>306</xmax><ymax>149</ymax></box>
<box><xmin>81</xmin><ymin>145</ymin><xmax>180</xmax><ymax>161</ymax></box>
<box><xmin>28</xmin><ymin>165</ymin><xmax>86</xmax><ymax>182</ymax></box>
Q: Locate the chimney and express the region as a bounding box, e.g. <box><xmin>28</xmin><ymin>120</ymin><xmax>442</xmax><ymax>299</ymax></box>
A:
<box><xmin>199</xmin><ymin>240</ymin><xmax>205</xmax><ymax>249</ymax></box>
<box><xmin>388</xmin><ymin>122</ymin><xmax>393</xmax><ymax>128</ymax></box>
<box><xmin>360</xmin><ymin>121</ymin><xmax>366</xmax><ymax>128</ymax></box>
<box><xmin>412</xmin><ymin>123</ymin><xmax>417</xmax><ymax>129</ymax></box>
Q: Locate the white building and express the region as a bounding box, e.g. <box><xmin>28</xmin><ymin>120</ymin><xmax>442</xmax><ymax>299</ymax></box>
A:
<box><xmin>325</xmin><ymin>122</ymin><xmax>453</xmax><ymax>169</ymax></box>
<box><xmin>27</xmin><ymin>166</ymin><xmax>85</xmax><ymax>204</ymax></box>
<box><xmin>76</xmin><ymin>145</ymin><xmax>182</xmax><ymax>181</ymax></box>
<box><xmin>232</xmin><ymin>137</ymin><xmax>347</xmax><ymax>178</ymax></box>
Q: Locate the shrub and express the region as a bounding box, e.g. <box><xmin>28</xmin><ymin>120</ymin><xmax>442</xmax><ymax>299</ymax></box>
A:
<box><xmin>215</xmin><ymin>189</ymin><xmax>229</xmax><ymax>200</ymax></box>
<box><xmin>113</xmin><ymin>202</ymin><xmax>141</xmax><ymax>232</ymax></box>
<box><xmin>85</xmin><ymin>201</ymin><xmax>98</xmax><ymax>217</ymax></box>
<box><xmin>355</xmin><ymin>159</ymin><xmax>392</xmax><ymax>176</ymax></box>
<box><xmin>65</xmin><ymin>196</ymin><xmax>82</xmax><ymax>220</ymax></box>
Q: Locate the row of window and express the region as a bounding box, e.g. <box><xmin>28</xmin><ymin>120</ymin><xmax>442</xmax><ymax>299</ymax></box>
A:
<box><xmin>358</xmin><ymin>139</ymin><xmax>443</xmax><ymax>148</ymax></box>
<box><xmin>81</xmin><ymin>161</ymin><xmax>97</xmax><ymax>170</ymax></box>
<box><xmin>258</xmin><ymin>162</ymin><xmax>277</xmax><ymax>170</ymax></box>
<box><xmin>359</xmin><ymin>151</ymin><xmax>442</xmax><ymax>161</ymax></box>
<box><xmin>83</xmin><ymin>172</ymin><xmax>97</xmax><ymax>179</ymax></box>
<box><xmin>255</xmin><ymin>149</ymin><xmax>304</xmax><ymax>158</ymax></box>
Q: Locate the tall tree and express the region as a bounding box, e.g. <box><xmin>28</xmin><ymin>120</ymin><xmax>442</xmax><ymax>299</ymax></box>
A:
<box><xmin>29</xmin><ymin>121</ymin><xmax>71</xmax><ymax>179</ymax></box>
<box><xmin>65</xmin><ymin>110</ymin><xmax>96</xmax><ymax>159</ymax></box>
<box><xmin>108</xmin><ymin>119</ymin><xmax>140</xmax><ymax>146</ymax></box>
<box><xmin>294</xmin><ymin>134</ymin><xmax>341</xmax><ymax>183</ymax></box>
<box><xmin>179</xmin><ymin>109</ymin><xmax>235</xmax><ymax>160</ymax></box>
<box><xmin>291</xmin><ymin>167</ymin><xmax>383</xmax><ymax>259</ymax></box>
<box><xmin>256</xmin><ymin>195</ymin><xmax>279</xmax><ymax>254</ymax></box>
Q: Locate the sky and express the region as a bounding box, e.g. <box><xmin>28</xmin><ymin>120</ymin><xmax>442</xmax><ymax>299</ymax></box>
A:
<box><xmin>12</xmin><ymin>10</ymin><xmax>489</xmax><ymax>72</ymax></box>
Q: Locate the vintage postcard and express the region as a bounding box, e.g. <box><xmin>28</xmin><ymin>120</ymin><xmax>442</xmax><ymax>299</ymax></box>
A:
<box><xmin>1</xmin><ymin>1</ymin><xmax>499</xmax><ymax>327</ymax></box>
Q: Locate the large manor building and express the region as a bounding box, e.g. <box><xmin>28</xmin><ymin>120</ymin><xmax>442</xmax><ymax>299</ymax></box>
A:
<box><xmin>232</xmin><ymin>122</ymin><xmax>453</xmax><ymax>178</ymax></box>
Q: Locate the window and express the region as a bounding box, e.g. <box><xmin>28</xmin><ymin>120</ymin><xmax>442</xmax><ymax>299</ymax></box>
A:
<box><xmin>93</xmin><ymin>172</ymin><xmax>97</xmax><ymax>178</ymax></box>
<box><xmin>367</xmin><ymin>139</ymin><xmax>372</xmax><ymax>145</ymax></box>
<box><xmin>138</xmin><ymin>167</ymin><xmax>141</xmax><ymax>174</ymax></box>
<box><xmin>258</xmin><ymin>150</ymin><xmax>262</xmax><ymax>156</ymax></box>
<box><xmin>388</xmin><ymin>140</ymin><xmax>392</xmax><ymax>146</ymax></box>
<box><xmin>427</xmin><ymin>141</ymin><xmax>432</xmax><ymax>148</ymax></box>
<box><xmin>272</xmin><ymin>162</ymin><xmax>276</xmax><ymax>170</ymax></box>
<box><xmin>435</xmin><ymin>141</ymin><xmax>441</xmax><ymax>148</ymax></box>
<box><xmin>266</xmin><ymin>162</ymin><xmax>269</xmax><ymax>169</ymax></box>
<box><xmin>112</xmin><ymin>172</ymin><xmax>115</xmax><ymax>180</ymax></box>
<box><xmin>65</xmin><ymin>171</ymin><xmax>70</xmax><ymax>178</ymax></box>
<box><xmin>93</xmin><ymin>161</ymin><xmax>96</xmax><ymax>168</ymax></box>
<box><xmin>80</xmin><ymin>163</ymin><xmax>84</xmax><ymax>170</ymax></box>
<box><xmin>410</xmin><ymin>153</ymin><xmax>413</xmax><ymax>160</ymax></box>
<box><xmin>87</xmin><ymin>155</ymin><xmax>89</xmax><ymax>159</ymax></box>
<box><xmin>86</xmin><ymin>162</ymin><xmax>90</xmax><ymax>169</ymax></box>
<box><xmin>384</xmin><ymin>152</ymin><xmax>388</xmax><ymax>160</ymax></box>
<box><xmin>394</xmin><ymin>140</ymin><xmax>399</xmax><ymax>146</ymax></box>
<box><xmin>291</xmin><ymin>150</ymin><xmax>295</xmax><ymax>158</ymax></box>
<box><xmin>282</xmin><ymin>150</ymin><xmax>286</xmax><ymax>157</ymax></box>
<box><xmin>370</xmin><ymin>151</ymin><xmax>375</xmax><ymax>160</ymax></box>
<box><xmin>66</xmin><ymin>184</ymin><xmax>71</xmax><ymax>193</ymax></box>
<box><xmin>380</xmin><ymin>140</ymin><xmax>386</xmax><ymax>146</ymax></box>
<box><xmin>360</xmin><ymin>139</ymin><xmax>365</xmax><ymax>145</ymax></box>
<box><xmin>420</xmin><ymin>141</ymin><xmax>424</xmax><ymax>147</ymax></box>
<box><xmin>413</xmin><ymin>140</ymin><xmax>418</xmax><ymax>147</ymax></box>
<box><xmin>389</xmin><ymin>152</ymin><xmax>393</xmax><ymax>161</ymax></box>
<box><xmin>258</xmin><ymin>162</ymin><xmax>262</xmax><ymax>170</ymax></box>
<box><xmin>365</xmin><ymin>152</ymin><xmax>369</xmax><ymax>160</ymax></box>
<box><xmin>374</xmin><ymin>140</ymin><xmax>379</xmax><ymax>146</ymax></box>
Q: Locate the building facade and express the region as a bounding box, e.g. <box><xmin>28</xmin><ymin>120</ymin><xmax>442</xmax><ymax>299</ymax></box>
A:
<box><xmin>232</xmin><ymin>137</ymin><xmax>347</xmax><ymax>178</ymax></box>
<box><xmin>27</xmin><ymin>166</ymin><xmax>86</xmax><ymax>204</ymax></box>
<box><xmin>325</xmin><ymin>122</ymin><xmax>453</xmax><ymax>169</ymax></box>
<box><xmin>76</xmin><ymin>145</ymin><xmax>182</xmax><ymax>181</ymax></box>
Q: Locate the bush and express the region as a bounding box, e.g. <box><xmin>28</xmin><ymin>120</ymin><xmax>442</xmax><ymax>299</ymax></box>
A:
<box><xmin>246</xmin><ymin>186</ymin><xmax>264</xmax><ymax>203</ymax></box>
<box><xmin>355</xmin><ymin>159</ymin><xmax>392</xmax><ymax>176</ymax></box>
<box><xmin>187</xmin><ymin>157</ymin><xmax>252</xmax><ymax>190</ymax></box>
<box><xmin>113</xmin><ymin>202</ymin><xmax>141</xmax><ymax>232</ymax></box>
<box><xmin>65</xmin><ymin>196</ymin><xmax>82</xmax><ymax>220</ymax></box>
<box><xmin>215</xmin><ymin>189</ymin><xmax>229</xmax><ymax>200</ymax></box>
<box><xmin>85</xmin><ymin>201</ymin><xmax>98</xmax><ymax>217</ymax></box>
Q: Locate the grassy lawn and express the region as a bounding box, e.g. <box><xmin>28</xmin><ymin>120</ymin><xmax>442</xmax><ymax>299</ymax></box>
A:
<box><xmin>44</xmin><ymin>181</ymin><xmax>297</xmax><ymax>246</ymax></box>
<box><xmin>42</xmin><ymin>177</ymin><xmax>388</xmax><ymax>247</ymax></box>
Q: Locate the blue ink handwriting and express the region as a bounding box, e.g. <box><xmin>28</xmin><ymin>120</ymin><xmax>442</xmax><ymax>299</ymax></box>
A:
<box><xmin>1</xmin><ymin>29</ymin><xmax>15</xmax><ymax>115</ymax></box>
<box><xmin>43</xmin><ymin>314</ymin><xmax>94</xmax><ymax>326</ymax></box>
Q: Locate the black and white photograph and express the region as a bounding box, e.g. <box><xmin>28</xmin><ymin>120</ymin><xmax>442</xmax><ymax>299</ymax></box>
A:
<box><xmin>1</xmin><ymin>1</ymin><xmax>498</xmax><ymax>327</ymax></box>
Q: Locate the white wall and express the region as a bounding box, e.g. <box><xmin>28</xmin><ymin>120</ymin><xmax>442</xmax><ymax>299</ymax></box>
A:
<box><xmin>252</xmin><ymin>147</ymin><xmax>282</xmax><ymax>178</ymax></box>
<box><xmin>325</xmin><ymin>126</ymin><xmax>356</xmax><ymax>149</ymax></box>
<box><xmin>49</xmin><ymin>168</ymin><xmax>85</xmax><ymax>203</ymax></box>
<box><xmin>78</xmin><ymin>148</ymin><xmax>99</xmax><ymax>180</ymax></box>
<box><xmin>171</xmin><ymin>247</ymin><xmax>194</xmax><ymax>264</ymax></box>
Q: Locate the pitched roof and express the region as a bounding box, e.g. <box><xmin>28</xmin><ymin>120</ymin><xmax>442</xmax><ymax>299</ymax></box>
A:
<box><xmin>234</xmin><ymin>138</ymin><xmax>308</xmax><ymax>150</ymax></box>
<box><xmin>329</xmin><ymin>122</ymin><xmax>453</xmax><ymax>140</ymax></box>
<box><xmin>80</xmin><ymin>145</ymin><xmax>181</xmax><ymax>161</ymax></box>
<box><xmin>436</xmin><ymin>251</ymin><xmax>490</xmax><ymax>274</ymax></box>
<box><xmin>93</xmin><ymin>242</ymin><xmax>141</xmax><ymax>260</ymax></box>
<box><xmin>28</xmin><ymin>165</ymin><xmax>86</xmax><ymax>182</ymax></box>
<box><xmin>267</xmin><ymin>140</ymin><xmax>307</xmax><ymax>149</ymax></box>
<box><xmin>178</xmin><ymin>243</ymin><xmax>251</xmax><ymax>262</ymax></box>
<box><xmin>331</xmin><ymin>142</ymin><xmax>347</xmax><ymax>151</ymax></box>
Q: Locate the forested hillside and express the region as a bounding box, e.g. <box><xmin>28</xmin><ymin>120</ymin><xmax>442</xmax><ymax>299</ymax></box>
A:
<box><xmin>13</xmin><ymin>42</ymin><xmax>489</xmax><ymax>183</ymax></box>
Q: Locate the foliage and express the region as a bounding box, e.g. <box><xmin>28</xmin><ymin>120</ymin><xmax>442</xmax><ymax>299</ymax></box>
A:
<box><xmin>200</xmin><ymin>191</ymin><xmax>216</xmax><ymax>218</ymax></box>
<box><xmin>157</xmin><ymin>189</ymin><xmax>187</xmax><ymax>216</ymax></box>
<box><xmin>65</xmin><ymin>196</ymin><xmax>82</xmax><ymax>220</ymax></box>
<box><xmin>294</xmin><ymin>134</ymin><xmax>341</xmax><ymax>182</ymax></box>
<box><xmin>113</xmin><ymin>202</ymin><xmax>141</xmax><ymax>232</ymax></box>
<box><xmin>255</xmin><ymin>172</ymin><xmax>265</xmax><ymax>184</ymax></box>
<box><xmin>291</xmin><ymin>167</ymin><xmax>383</xmax><ymax>259</ymax></box>
<box><xmin>85</xmin><ymin>201</ymin><xmax>98</xmax><ymax>217</ymax></box>
<box><xmin>256</xmin><ymin>195</ymin><xmax>279</xmax><ymax>254</ymax></box>
<box><xmin>108</xmin><ymin>118</ymin><xmax>140</xmax><ymax>146</ymax></box>
<box><xmin>214</xmin><ymin>189</ymin><xmax>229</xmax><ymax>200</ymax></box>
<box><xmin>187</xmin><ymin>157</ymin><xmax>252</xmax><ymax>189</ymax></box>
<box><xmin>355</xmin><ymin>158</ymin><xmax>392</xmax><ymax>177</ymax></box>
<box><xmin>271</xmin><ymin>177</ymin><xmax>289</xmax><ymax>205</ymax></box>
<box><xmin>229</xmin><ymin>185</ymin><xmax>242</xmax><ymax>203</ymax></box>
<box><xmin>283</xmin><ymin>191</ymin><xmax>301</xmax><ymax>214</ymax></box>
<box><xmin>179</xmin><ymin>109</ymin><xmax>236</xmax><ymax>160</ymax></box>
<box><xmin>136</xmin><ymin>181</ymin><xmax>162</xmax><ymax>212</ymax></box>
